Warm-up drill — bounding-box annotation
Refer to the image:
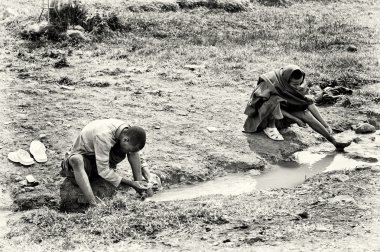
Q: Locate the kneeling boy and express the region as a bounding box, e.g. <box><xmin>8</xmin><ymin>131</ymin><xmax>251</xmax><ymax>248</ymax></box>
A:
<box><xmin>61</xmin><ymin>119</ymin><xmax>153</xmax><ymax>206</ymax></box>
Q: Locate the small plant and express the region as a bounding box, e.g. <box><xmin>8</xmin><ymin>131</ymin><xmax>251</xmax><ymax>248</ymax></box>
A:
<box><xmin>49</xmin><ymin>0</ymin><xmax>88</xmax><ymax>30</ymax></box>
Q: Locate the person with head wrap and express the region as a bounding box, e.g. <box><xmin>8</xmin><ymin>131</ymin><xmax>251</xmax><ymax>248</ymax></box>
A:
<box><xmin>244</xmin><ymin>64</ymin><xmax>351</xmax><ymax>150</ymax></box>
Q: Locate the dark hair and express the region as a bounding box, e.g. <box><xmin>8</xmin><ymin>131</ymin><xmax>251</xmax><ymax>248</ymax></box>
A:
<box><xmin>124</xmin><ymin>126</ymin><xmax>146</xmax><ymax>150</ymax></box>
<box><xmin>290</xmin><ymin>69</ymin><xmax>304</xmax><ymax>80</ymax></box>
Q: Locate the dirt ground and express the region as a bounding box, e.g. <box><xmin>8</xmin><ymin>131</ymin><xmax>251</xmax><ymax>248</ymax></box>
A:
<box><xmin>1</xmin><ymin>0</ymin><xmax>380</xmax><ymax>251</ymax></box>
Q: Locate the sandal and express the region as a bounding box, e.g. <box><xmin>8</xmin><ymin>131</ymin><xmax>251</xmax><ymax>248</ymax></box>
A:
<box><xmin>8</xmin><ymin>149</ymin><xmax>35</xmax><ymax>166</ymax></box>
<box><xmin>30</xmin><ymin>140</ymin><xmax>48</xmax><ymax>163</ymax></box>
<box><xmin>263</xmin><ymin>127</ymin><xmax>284</xmax><ymax>141</ymax></box>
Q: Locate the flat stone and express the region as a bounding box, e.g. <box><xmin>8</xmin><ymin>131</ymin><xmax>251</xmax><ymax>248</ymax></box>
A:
<box><xmin>248</xmin><ymin>169</ymin><xmax>261</xmax><ymax>176</ymax></box>
<box><xmin>371</xmin><ymin>165</ymin><xmax>380</xmax><ymax>172</ymax></box>
<box><xmin>183</xmin><ymin>64</ymin><xmax>206</xmax><ymax>71</ymax></box>
<box><xmin>347</xmin><ymin>45</ymin><xmax>358</xmax><ymax>52</ymax></box>
<box><xmin>330</xmin><ymin>174</ymin><xmax>350</xmax><ymax>182</ymax></box>
<box><xmin>24</xmin><ymin>187</ymin><xmax>35</xmax><ymax>192</ymax></box>
<box><xmin>207</xmin><ymin>127</ymin><xmax>219</xmax><ymax>132</ymax></box>
<box><xmin>25</xmin><ymin>175</ymin><xmax>36</xmax><ymax>183</ymax></box>
<box><xmin>328</xmin><ymin>195</ymin><xmax>357</xmax><ymax>205</ymax></box>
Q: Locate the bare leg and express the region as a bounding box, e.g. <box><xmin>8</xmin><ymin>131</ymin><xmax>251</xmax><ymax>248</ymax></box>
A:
<box><xmin>69</xmin><ymin>155</ymin><xmax>97</xmax><ymax>205</ymax></box>
<box><xmin>292</xmin><ymin>110</ymin><xmax>351</xmax><ymax>150</ymax></box>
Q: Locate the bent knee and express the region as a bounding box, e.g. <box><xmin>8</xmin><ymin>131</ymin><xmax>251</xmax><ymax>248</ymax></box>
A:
<box><xmin>292</xmin><ymin>110</ymin><xmax>313</xmax><ymax>121</ymax></box>
<box><xmin>68</xmin><ymin>154</ymin><xmax>84</xmax><ymax>169</ymax></box>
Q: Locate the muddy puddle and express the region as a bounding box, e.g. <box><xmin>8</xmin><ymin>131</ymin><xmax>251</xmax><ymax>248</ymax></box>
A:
<box><xmin>149</xmin><ymin>130</ymin><xmax>379</xmax><ymax>202</ymax></box>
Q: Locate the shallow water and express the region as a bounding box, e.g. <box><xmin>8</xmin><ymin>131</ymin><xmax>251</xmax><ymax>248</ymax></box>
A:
<box><xmin>149</xmin><ymin>130</ymin><xmax>380</xmax><ymax>202</ymax></box>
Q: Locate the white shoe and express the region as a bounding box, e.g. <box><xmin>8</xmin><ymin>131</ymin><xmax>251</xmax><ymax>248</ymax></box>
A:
<box><xmin>30</xmin><ymin>140</ymin><xmax>48</xmax><ymax>163</ymax></box>
<box><xmin>263</xmin><ymin>127</ymin><xmax>284</xmax><ymax>141</ymax></box>
<box><xmin>8</xmin><ymin>149</ymin><xmax>35</xmax><ymax>166</ymax></box>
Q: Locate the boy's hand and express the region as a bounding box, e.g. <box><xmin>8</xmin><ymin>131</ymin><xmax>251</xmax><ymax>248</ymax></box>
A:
<box><xmin>131</xmin><ymin>181</ymin><xmax>149</xmax><ymax>195</ymax></box>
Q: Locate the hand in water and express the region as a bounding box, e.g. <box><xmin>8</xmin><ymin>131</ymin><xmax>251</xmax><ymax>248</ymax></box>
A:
<box><xmin>132</xmin><ymin>181</ymin><xmax>149</xmax><ymax>195</ymax></box>
<box><xmin>335</xmin><ymin>141</ymin><xmax>351</xmax><ymax>151</ymax></box>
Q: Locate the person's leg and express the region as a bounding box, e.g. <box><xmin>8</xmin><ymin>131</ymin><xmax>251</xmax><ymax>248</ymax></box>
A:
<box><xmin>68</xmin><ymin>154</ymin><xmax>97</xmax><ymax>205</ymax></box>
<box><xmin>292</xmin><ymin>110</ymin><xmax>350</xmax><ymax>150</ymax></box>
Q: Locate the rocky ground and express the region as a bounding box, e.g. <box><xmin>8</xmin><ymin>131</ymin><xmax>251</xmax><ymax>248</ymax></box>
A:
<box><xmin>0</xmin><ymin>0</ymin><xmax>380</xmax><ymax>251</ymax></box>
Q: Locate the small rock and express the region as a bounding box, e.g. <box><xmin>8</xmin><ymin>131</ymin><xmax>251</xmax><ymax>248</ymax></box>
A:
<box><xmin>25</xmin><ymin>175</ymin><xmax>36</xmax><ymax>183</ymax></box>
<box><xmin>16</xmin><ymin>114</ymin><xmax>28</xmax><ymax>120</ymax></box>
<box><xmin>178</xmin><ymin>111</ymin><xmax>189</xmax><ymax>116</ymax></box>
<box><xmin>54</xmin><ymin>58</ymin><xmax>70</xmax><ymax>68</ymax></box>
<box><xmin>39</xmin><ymin>133</ymin><xmax>47</xmax><ymax>139</ymax></box>
<box><xmin>19</xmin><ymin>180</ymin><xmax>28</xmax><ymax>187</ymax></box>
<box><xmin>154</xmin><ymin>125</ymin><xmax>161</xmax><ymax>129</ymax></box>
<box><xmin>25</xmin><ymin>187</ymin><xmax>35</xmax><ymax>192</ymax></box>
<box><xmin>248</xmin><ymin>169</ymin><xmax>261</xmax><ymax>176</ymax></box>
<box><xmin>72</xmin><ymin>25</ymin><xmax>85</xmax><ymax>32</ymax></box>
<box><xmin>205</xmin><ymin>227</ymin><xmax>211</xmax><ymax>232</ymax></box>
<box><xmin>352</xmin><ymin>137</ymin><xmax>362</xmax><ymax>143</ymax></box>
<box><xmin>207</xmin><ymin>127</ymin><xmax>219</xmax><ymax>133</ymax></box>
<box><xmin>297</xmin><ymin>211</ymin><xmax>309</xmax><ymax>219</ymax></box>
<box><xmin>347</xmin><ymin>45</ymin><xmax>358</xmax><ymax>52</ymax></box>
<box><xmin>355</xmin><ymin>123</ymin><xmax>376</xmax><ymax>134</ymax></box>
<box><xmin>328</xmin><ymin>195</ymin><xmax>357</xmax><ymax>204</ymax></box>
<box><xmin>60</xmin><ymin>85</ymin><xmax>75</xmax><ymax>90</ymax></box>
<box><xmin>330</xmin><ymin>174</ymin><xmax>350</xmax><ymax>182</ymax></box>
<box><xmin>314</xmin><ymin>225</ymin><xmax>330</xmax><ymax>232</ymax></box>
<box><xmin>245</xmin><ymin>237</ymin><xmax>264</xmax><ymax>244</ymax></box>
<box><xmin>223</xmin><ymin>239</ymin><xmax>231</xmax><ymax>243</ymax></box>
<box><xmin>371</xmin><ymin>165</ymin><xmax>380</xmax><ymax>172</ymax></box>
<box><xmin>66</xmin><ymin>29</ymin><xmax>87</xmax><ymax>41</ymax></box>
<box><xmin>183</xmin><ymin>64</ymin><xmax>206</xmax><ymax>71</ymax></box>
<box><xmin>13</xmin><ymin>176</ymin><xmax>23</xmax><ymax>182</ymax></box>
<box><xmin>355</xmin><ymin>165</ymin><xmax>372</xmax><ymax>171</ymax></box>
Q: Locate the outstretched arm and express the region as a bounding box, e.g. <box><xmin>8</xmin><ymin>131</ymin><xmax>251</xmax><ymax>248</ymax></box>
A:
<box><xmin>307</xmin><ymin>104</ymin><xmax>332</xmax><ymax>133</ymax></box>
<box><xmin>127</xmin><ymin>152</ymin><xmax>152</xmax><ymax>182</ymax></box>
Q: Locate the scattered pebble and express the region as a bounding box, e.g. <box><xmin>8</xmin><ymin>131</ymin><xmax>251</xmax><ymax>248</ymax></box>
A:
<box><xmin>178</xmin><ymin>111</ymin><xmax>189</xmax><ymax>116</ymax></box>
<box><xmin>330</xmin><ymin>174</ymin><xmax>350</xmax><ymax>182</ymax></box>
<box><xmin>207</xmin><ymin>127</ymin><xmax>219</xmax><ymax>132</ymax></box>
<box><xmin>25</xmin><ymin>175</ymin><xmax>36</xmax><ymax>183</ymax></box>
<box><xmin>371</xmin><ymin>165</ymin><xmax>380</xmax><ymax>172</ymax></box>
<box><xmin>297</xmin><ymin>211</ymin><xmax>309</xmax><ymax>219</ymax></box>
<box><xmin>47</xmin><ymin>121</ymin><xmax>54</xmax><ymax>126</ymax></box>
<box><xmin>60</xmin><ymin>85</ymin><xmax>75</xmax><ymax>90</ymax></box>
<box><xmin>183</xmin><ymin>64</ymin><xmax>206</xmax><ymax>71</ymax></box>
<box><xmin>248</xmin><ymin>169</ymin><xmax>261</xmax><ymax>176</ymax></box>
<box><xmin>347</xmin><ymin>45</ymin><xmax>358</xmax><ymax>52</ymax></box>
<box><xmin>19</xmin><ymin>180</ymin><xmax>28</xmax><ymax>187</ymax></box>
<box><xmin>25</xmin><ymin>187</ymin><xmax>34</xmax><ymax>192</ymax></box>
<box><xmin>328</xmin><ymin>195</ymin><xmax>357</xmax><ymax>205</ymax></box>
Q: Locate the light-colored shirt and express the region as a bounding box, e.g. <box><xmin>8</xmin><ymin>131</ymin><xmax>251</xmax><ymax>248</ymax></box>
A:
<box><xmin>71</xmin><ymin>119</ymin><xmax>128</xmax><ymax>187</ymax></box>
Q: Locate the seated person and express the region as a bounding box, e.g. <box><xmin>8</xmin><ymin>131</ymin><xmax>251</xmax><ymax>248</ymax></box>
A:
<box><xmin>243</xmin><ymin>64</ymin><xmax>351</xmax><ymax>150</ymax></box>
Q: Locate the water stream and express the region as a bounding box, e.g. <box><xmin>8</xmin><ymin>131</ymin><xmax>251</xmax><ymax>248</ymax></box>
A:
<box><xmin>149</xmin><ymin>130</ymin><xmax>380</xmax><ymax>202</ymax></box>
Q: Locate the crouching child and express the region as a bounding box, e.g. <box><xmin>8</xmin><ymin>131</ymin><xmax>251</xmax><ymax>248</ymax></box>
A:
<box><xmin>60</xmin><ymin>119</ymin><xmax>154</xmax><ymax>206</ymax></box>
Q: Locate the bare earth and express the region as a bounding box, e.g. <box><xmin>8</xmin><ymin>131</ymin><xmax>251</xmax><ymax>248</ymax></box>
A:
<box><xmin>0</xmin><ymin>0</ymin><xmax>380</xmax><ymax>251</ymax></box>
